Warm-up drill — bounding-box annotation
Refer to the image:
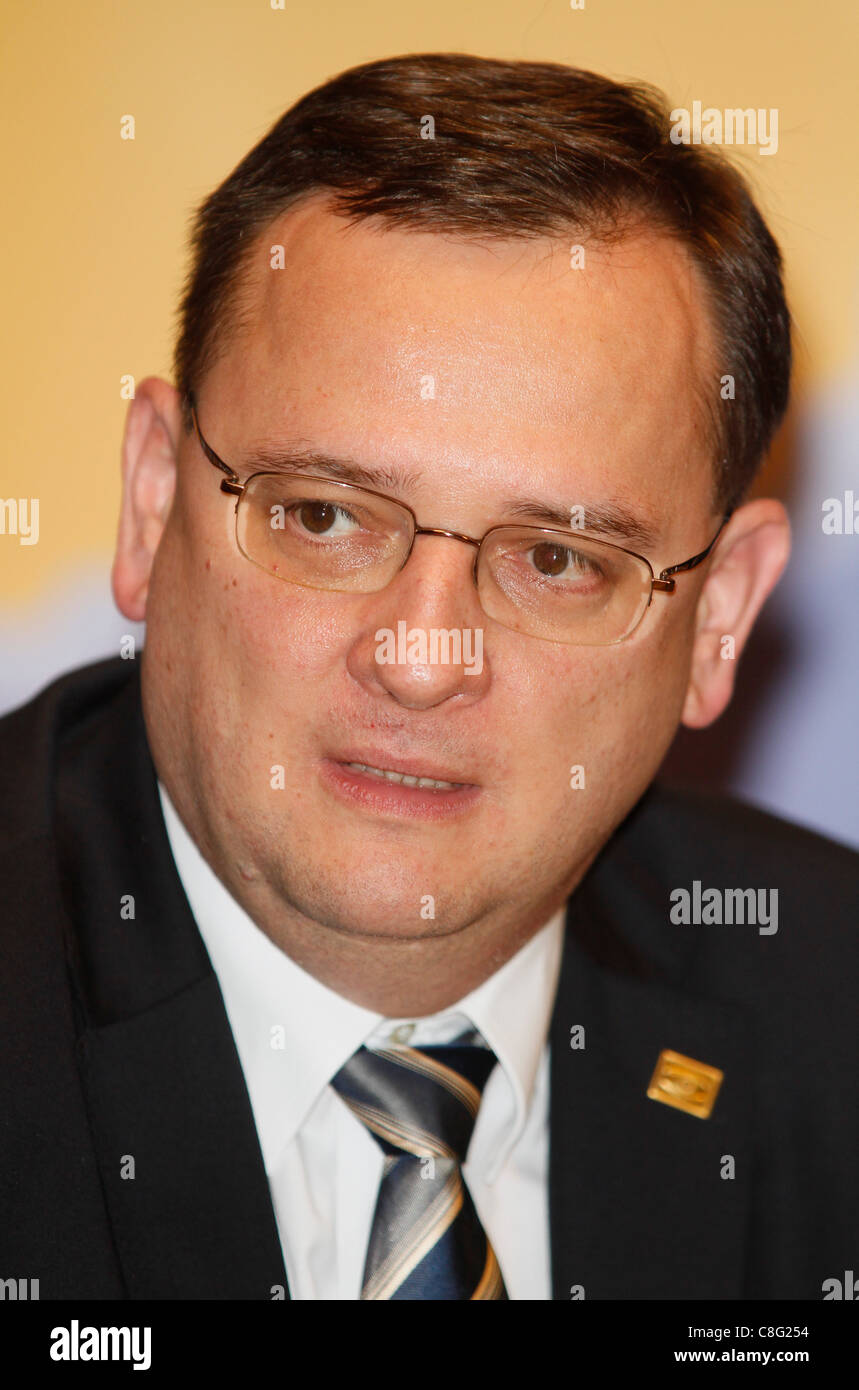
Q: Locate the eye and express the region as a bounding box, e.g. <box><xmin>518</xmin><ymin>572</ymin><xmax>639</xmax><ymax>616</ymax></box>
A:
<box><xmin>290</xmin><ymin>500</ymin><xmax>360</xmax><ymax>537</ymax></box>
<box><xmin>529</xmin><ymin>541</ymin><xmax>604</xmax><ymax>580</ymax></box>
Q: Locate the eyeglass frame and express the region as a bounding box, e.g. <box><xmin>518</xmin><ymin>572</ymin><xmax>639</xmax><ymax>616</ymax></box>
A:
<box><xmin>186</xmin><ymin>389</ymin><xmax>733</xmax><ymax>642</ymax></box>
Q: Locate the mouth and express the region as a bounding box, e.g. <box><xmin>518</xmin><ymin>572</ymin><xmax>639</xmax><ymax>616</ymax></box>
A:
<box><xmin>320</xmin><ymin>750</ymin><xmax>481</xmax><ymax>820</ymax></box>
<box><xmin>341</xmin><ymin>761</ymin><xmax>464</xmax><ymax>791</ymax></box>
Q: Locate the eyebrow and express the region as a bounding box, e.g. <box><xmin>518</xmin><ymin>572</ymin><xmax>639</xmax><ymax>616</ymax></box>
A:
<box><xmin>239</xmin><ymin>444</ymin><xmax>420</xmax><ymax>497</ymax></box>
<box><xmin>237</xmin><ymin>444</ymin><xmax>661</xmax><ymax>552</ymax></box>
<box><xmin>499</xmin><ymin>493</ymin><xmax>661</xmax><ymax>550</ymax></box>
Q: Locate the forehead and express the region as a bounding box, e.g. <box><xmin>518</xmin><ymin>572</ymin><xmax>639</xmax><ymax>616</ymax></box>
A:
<box><xmin>213</xmin><ymin>195</ymin><xmax>718</xmax><ymax>518</ymax></box>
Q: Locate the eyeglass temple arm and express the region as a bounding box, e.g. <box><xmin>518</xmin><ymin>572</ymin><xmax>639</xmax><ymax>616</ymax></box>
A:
<box><xmin>187</xmin><ymin>391</ymin><xmax>244</xmax><ymax>495</ymax></box>
<box><xmin>651</xmin><ymin>512</ymin><xmax>734</xmax><ymax>592</ymax></box>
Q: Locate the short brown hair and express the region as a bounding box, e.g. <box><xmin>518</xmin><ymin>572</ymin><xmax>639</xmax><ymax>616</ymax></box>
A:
<box><xmin>173</xmin><ymin>53</ymin><xmax>791</xmax><ymax>513</ymax></box>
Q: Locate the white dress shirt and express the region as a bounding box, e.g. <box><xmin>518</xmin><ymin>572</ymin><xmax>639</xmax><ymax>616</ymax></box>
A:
<box><xmin>158</xmin><ymin>782</ymin><xmax>565</xmax><ymax>1300</ymax></box>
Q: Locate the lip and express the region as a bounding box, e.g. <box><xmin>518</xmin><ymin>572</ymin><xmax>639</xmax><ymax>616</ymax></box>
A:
<box><xmin>319</xmin><ymin>749</ymin><xmax>481</xmax><ymax>821</ymax></box>
<box><xmin>328</xmin><ymin>748</ymin><xmax>477</xmax><ymax>787</ymax></box>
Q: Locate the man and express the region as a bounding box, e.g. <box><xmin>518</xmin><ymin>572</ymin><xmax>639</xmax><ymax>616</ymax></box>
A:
<box><xmin>1</xmin><ymin>53</ymin><xmax>857</xmax><ymax>1301</ymax></box>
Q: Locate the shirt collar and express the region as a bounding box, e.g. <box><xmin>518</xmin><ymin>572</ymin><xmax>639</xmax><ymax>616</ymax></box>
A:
<box><xmin>158</xmin><ymin>782</ymin><xmax>565</xmax><ymax>1180</ymax></box>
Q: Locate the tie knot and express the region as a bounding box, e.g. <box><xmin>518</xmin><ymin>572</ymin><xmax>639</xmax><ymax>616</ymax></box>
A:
<box><xmin>331</xmin><ymin>1040</ymin><xmax>497</xmax><ymax>1164</ymax></box>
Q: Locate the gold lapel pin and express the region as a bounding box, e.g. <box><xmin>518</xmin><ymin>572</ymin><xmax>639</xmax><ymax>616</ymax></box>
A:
<box><xmin>647</xmin><ymin>1049</ymin><xmax>724</xmax><ymax>1119</ymax></box>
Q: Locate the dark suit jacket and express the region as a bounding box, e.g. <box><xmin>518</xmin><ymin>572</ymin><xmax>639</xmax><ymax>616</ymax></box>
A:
<box><xmin>1</xmin><ymin>656</ymin><xmax>857</xmax><ymax>1299</ymax></box>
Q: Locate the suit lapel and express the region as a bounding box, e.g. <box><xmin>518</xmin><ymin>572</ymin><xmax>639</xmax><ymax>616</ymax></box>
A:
<box><xmin>54</xmin><ymin>661</ymin><xmax>288</xmax><ymax>1299</ymax></box>
<box><xmin>549</xmin><ymin>852</ymin><xmax>753</xmax><ymax>1300</ymax></box>
<box><xmin>81</xmin><ymin>977</ymin><xmax>288</xmax><ymax>1299</ymax></box>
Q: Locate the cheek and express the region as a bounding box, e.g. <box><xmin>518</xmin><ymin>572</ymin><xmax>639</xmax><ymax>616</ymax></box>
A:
<box><xmin>525</xmin><ymin>628</ymin><xmax>690</xmax><ymax>808</ymax></box>
<box><xmin>595</xmin><ymin>628</ymin><xmax>694</xmax><ymax>791</ymax></box>
<box><xmin>232</xmin><ymin>583</ymin><xmax>355</xmax><ymax>683</ymax></box>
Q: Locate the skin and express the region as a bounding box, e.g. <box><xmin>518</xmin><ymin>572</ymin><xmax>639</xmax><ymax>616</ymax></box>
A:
<box><xmin>113</xmin><ymin>194</ymin><xmax>790</xmax><ymax>1014</ymax></box>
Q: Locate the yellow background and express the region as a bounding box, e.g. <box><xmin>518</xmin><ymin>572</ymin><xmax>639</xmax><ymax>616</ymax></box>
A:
<box><xmin>2</xmin><ymin>0</ymin><xmax>857</xmax><ymax>601</ymax></box>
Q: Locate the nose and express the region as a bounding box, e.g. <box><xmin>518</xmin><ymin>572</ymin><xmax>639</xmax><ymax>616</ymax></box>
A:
<box><xmin>345</xmin><ymin>532</ymin><xmax>491</xmax><ymax>711</ymax></box>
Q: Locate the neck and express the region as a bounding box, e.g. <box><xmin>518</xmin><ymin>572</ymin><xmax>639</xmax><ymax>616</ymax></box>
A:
<box><xmin>203</xmin><ymin>833</ymin><xmax>587</xmax><ymax>1015</ymax></box>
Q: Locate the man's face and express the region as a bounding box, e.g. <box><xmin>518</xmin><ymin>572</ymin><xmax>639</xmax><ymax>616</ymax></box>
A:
<box><xmin>138</xmin><ymin>197</ymin><xmax>720</xmax><ymax>948</ymax></box>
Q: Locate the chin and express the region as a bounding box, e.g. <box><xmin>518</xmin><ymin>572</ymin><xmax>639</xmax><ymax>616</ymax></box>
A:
<box><xmin>280</xmin><ymin>868</ymin><xmax>478</xmax><ymax>942</ymax></box>
<box><xmin>332</xmin><ymin>914</ymin><xmax>461</xmax><ymax>943</ymax></box>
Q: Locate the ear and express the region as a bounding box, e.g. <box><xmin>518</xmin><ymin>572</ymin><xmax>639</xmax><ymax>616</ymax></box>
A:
<box><xmin>681</xmin><ymin>498</ymin><xmax>791</xmax><ymax>729</ymax></box>
<box><xmin>111</xmin><ymin>378</ymin><xmax>184</xmax><ymax>622</ymax></box>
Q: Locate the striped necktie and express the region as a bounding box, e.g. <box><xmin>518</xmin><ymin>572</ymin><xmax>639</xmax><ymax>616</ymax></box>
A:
<box><xmin>331</xmin><ymin>1034</ymin><xmax>509</xmax><ymax>1300</ymax></box>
